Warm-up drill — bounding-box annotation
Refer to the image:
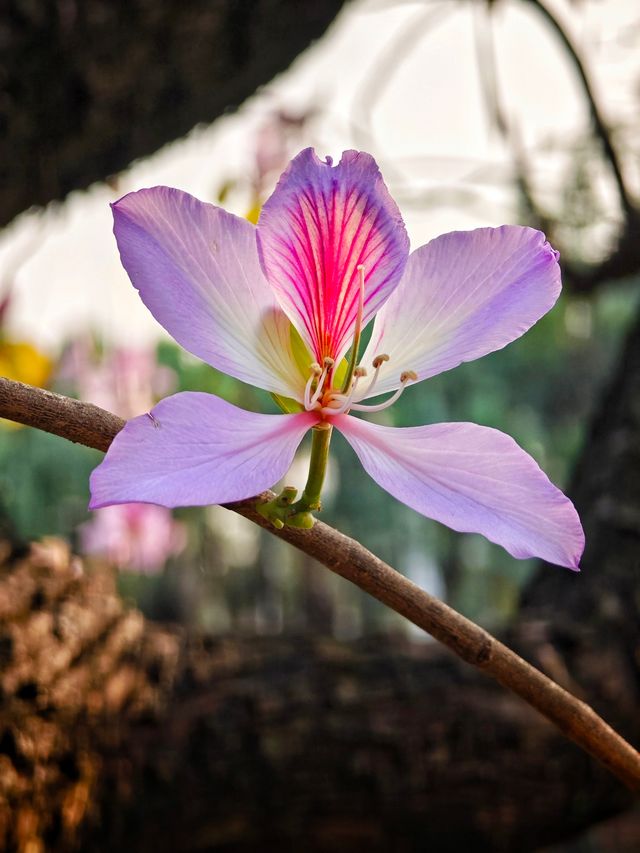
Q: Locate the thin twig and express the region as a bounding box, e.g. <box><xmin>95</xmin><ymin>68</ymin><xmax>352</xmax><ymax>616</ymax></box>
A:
<box><xmin>1</xmin><ymin>376</ymin><xmax>639</xmax><ymax>792</ymax></box>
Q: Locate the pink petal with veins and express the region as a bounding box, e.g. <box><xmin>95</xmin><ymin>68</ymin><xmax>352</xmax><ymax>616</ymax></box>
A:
<box><xmin>257</xmin><ymin>148</ymin><xmax>409</xmax><ymax>364</ymax></box>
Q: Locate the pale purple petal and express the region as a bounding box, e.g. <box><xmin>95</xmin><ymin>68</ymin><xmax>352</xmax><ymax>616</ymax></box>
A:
<box><xmin>335</xmin><ymin>416</ymin><xmax>584</xmax><ymax>569</ymax></box>
<box><xmin>90</xmin><ymin>393</ymin><xmax>317</xmax><ymax>509</ymax></box>
<box><xmin>257</xmin><ymin>148</ymin><xmax>409</xmax><ymax>364</ymax></box>
<box><xmin>112</xmin><ymin>187</ymin><xmax>306</xmax><ymax>400</ymax></box>
<box><xmin>360</xmin><ymin>227</ymin><xmax>561</xmax><ymax>396</ymax></box>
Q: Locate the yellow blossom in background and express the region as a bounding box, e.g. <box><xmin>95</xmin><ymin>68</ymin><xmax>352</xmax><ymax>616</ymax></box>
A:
<box><xmin>0</xmin><ymin>339</ymin><xmax>52</xmax><ymax>428</ymax></box>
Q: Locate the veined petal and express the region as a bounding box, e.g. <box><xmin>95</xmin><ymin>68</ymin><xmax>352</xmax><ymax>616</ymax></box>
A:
<box><xmin>257</xmin><ymin>149</ymin><xmax>409</xmax><ymax>364</ymax></box>
<box><xmin>112</xmin><ymin>187</ymin><xmax>306</xmax><ymax>400</ymax></box>
<box><xmin>360</xmin><ymin>227</ymin><xmax>561</xmax><ymax>396</ymax></box>
<box><xmin>335</xmin><ymin>416</ymin><xmax>584</xmax><ymax>569</ymax></box>
<box><xmin>90</xmin><ymin>393</ymin><xmax>317</xmax><ymax>509</ymax></box>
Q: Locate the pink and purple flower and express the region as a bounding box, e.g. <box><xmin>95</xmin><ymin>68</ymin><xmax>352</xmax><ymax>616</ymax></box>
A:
<box><xmin>90</xmin><ymin>149</ymin><xmax>584</xmax><ymax>569</ymax></box>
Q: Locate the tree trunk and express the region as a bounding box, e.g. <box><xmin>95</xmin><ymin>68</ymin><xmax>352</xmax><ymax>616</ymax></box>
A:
<box><xmin>0</xmin><ymin>0</ymin><xmax>345</xmax><ymax>228</ymax></box>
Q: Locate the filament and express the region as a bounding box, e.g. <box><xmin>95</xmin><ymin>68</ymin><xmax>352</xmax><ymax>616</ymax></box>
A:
<box><xmin>348</xmin><ymin>371</ymin><xmax>417</xmax><ymax>413</ymax></box>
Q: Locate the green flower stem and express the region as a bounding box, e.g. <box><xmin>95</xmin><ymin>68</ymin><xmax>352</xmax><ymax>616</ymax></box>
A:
<box><xmin>297</xmin><ymin>422</ymin><xmax>332</xmax><ymax>511</ymax></box>
<box><xmin>256</xmin><ymin>422</ymin><xmax>333</xmax><ymax>529</ymax></box>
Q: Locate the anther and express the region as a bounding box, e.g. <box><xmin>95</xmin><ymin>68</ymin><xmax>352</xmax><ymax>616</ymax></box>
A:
<box><xmin>304</xmin><ymin>363</ymin><xmax>325</xmax><ymax>410</ymax></box>
<box><xmin>353</xmin><ymin>353</ymin><xmax>390</xmax><ymax>402</ymax></box>
<box><xmin>372</xmin><ymin>353</ymin><xmax>390</xmax><ymax>368</ymax></box>
<box><xmin>400</xmin><ymin>370</ymin><xmax>418</xmax><ymax>383</ymax></box>
<box><xmin>354</xmin><ymin>366</ymin><xmax>367</xmax><ymax>379</ymax></box>
<box><xmin>307</xmin><ymin>359</ymin><xmax>334</xmax><ymax>410</ymax></box>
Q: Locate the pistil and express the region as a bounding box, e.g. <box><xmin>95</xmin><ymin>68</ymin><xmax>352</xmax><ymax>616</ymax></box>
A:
<box><xmin>304</xmin><ymin>358</ymin><xmax>334</xmax><ymax>412</ymax></box>
<box><xmin>321</xmin><ymin>367</ymin><xmax>367</xmax><ymax>416</ymax></box>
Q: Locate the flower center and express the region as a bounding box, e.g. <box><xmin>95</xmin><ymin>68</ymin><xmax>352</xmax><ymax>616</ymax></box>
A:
<box><xmin>302</xmin><ymin>265</ymin><xmax>417</xmax><ymax>418</ymax></box>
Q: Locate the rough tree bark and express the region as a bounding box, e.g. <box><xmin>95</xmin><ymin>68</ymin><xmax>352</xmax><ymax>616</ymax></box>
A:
<box><xmin>0</xmin><ymin>0</ymin><xmax>345</xmax><ymax>228</ymax></box>
<box><xmin>1</xmin><ymin>310</ymin><xmax>640</xmax><ymax>851</ymax></box>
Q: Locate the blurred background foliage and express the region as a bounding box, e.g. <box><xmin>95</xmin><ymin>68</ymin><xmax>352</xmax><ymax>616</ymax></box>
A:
<box><xmin>1</xmin><ymin>0</ymin><xmax>638</xmax><ymax>639</ymax></box>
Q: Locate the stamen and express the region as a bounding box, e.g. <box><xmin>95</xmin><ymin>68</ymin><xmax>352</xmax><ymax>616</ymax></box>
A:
<box><xmin>349</xmin><ymin>370</ymin><xmax>418</xmax><ymax>413</ymax></box>
<box><xmin>309</xmin><ymin>358</ymin><xmax>335</xmax><ymax>408</ymax></box>
<box><xmin>321</xmin><ymin>369</ymin><xmax>366</xmax><ymax>416</ymax></box>
<box><xmin>354</xmin><ymin>353</ymin><xmax>390</xmax><ymax>402</ymax></box>
<box><xmin>304</xmin><ymin>363</ymin><xmax>323</xmax><ymax>410</ymax></box>
<box><xmin>340</xmin><ymin>265</ymin><xmax>366</xmax><ymax>394</ymax></box>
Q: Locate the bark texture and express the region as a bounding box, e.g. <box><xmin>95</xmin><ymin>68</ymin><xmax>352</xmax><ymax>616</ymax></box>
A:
<box><xmin>0</xmin><ymin>0</ymin><xmax>345</xmax><ymax>227</ymax></box>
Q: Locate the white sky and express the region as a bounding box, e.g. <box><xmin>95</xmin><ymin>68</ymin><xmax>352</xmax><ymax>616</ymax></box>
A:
<box><xmin>1</xmin><ymin>0</ymin><xmax>637</xmax><ymax>352</ymax></box>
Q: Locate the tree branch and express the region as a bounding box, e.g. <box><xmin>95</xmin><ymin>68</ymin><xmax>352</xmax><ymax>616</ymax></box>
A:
<box><xmin>1</xmin><ymin>375</ymin><xmax>639</xmax><ymax>792</ymax></box>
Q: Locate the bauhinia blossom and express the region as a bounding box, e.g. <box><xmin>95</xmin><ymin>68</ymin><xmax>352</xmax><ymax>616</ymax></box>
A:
<box><xmin>90</xmin><ymin>148</ymin><xmax>584</xmax><ymax>570</ymax></box>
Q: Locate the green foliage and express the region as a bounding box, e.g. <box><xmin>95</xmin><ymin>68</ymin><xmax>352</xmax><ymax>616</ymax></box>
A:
<box><xmin>0</xmin><ymin>426</ymin><xmax>99</xmax><ymax>541</ymax></box>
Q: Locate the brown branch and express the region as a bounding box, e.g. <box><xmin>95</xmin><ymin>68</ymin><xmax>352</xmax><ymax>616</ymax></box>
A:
<box><xmin>0</xmin><ymin>380</ymin><xmax>124</xmax><ymax>453</ymax></box>
<box><xmin>1</xmin><ymin>375</ymin><xmax>639</xmax><ymax>792</ymax></box>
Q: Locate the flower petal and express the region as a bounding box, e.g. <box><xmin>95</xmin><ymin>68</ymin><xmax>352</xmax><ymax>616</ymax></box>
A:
<box><xmin>257</xmin><ymin>149</ymin><xmax>409</xmax><ymax>364</ymax></box>
<box><xmin>335</xmin><ymin>416</ymin><xmax>584</xmax><ymax>569</ymax></box>
<box><xmin>90</xmin><ymin>393</ymin><xmax>317</xmax><ymax>509</ymax></box>
<box><xmin>360</xmin><ymin>227</ymin><xmax>561</xmax><ymax>396</ymax></box>
<box><xmin>112</xmin><ymin>187</ymin><xmax>306</xmax><ymax>400</ymax></box>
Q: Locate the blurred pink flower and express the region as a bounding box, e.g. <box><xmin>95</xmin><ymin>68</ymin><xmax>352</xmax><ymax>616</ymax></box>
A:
<box><xmin>79</xmin><ymin>503</ymin><xmax>186</xmax><ymax>573</ymax></box>
<box><xmin>58</xmin><ymin>339</ymin><xmax>175</xmax><ymax>418</ymax></box>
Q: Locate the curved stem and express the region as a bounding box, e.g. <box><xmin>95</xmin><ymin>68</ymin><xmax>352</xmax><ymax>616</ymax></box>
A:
<box><xmin>1</xmin><ymin>376</ymin><xmax>639</xmax><ymax>792</ymax></box>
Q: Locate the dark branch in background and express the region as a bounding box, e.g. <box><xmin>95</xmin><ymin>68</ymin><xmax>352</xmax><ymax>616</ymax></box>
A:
<box><xmin>524</xmin><ymin>0</ymin><xmax>634</xmax><ymax>218</ymax></box>
<box><xmin>0</xmin><ymin>0</ymin><xmax>346</xmax><ymax>228</ymax></box>
<box><xmin>352</xmin><ymin>0</ymin><xmax>640</xmax><ymax>293</ymax></box>
<box><xmin>1</xmin><ymin>375</ymin><xmax>639</xmax><ymax>792</ymax></box>
<box><xmin>475</xmin><ymin>0</ymin><xmax>640</xmax><ymax>292</ymax></box>
<box><xmin>510</xmin><ymin>0</ymin><xmax>639</xmax><ymax>291</ymax></box>
<box><xmin>472</xmin><ymin>3</ymin><xmax>553</xmax><ymax>237</ymax></box>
